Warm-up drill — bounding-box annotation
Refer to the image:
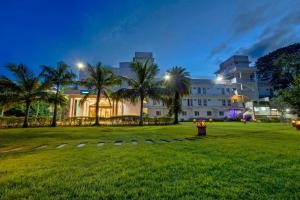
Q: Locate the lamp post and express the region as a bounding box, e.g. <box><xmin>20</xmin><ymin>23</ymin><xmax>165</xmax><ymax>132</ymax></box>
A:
<box><xmin>164</xmin><ymin>74</ymin><xmax>171</xmax><ymax>81</ymax></box>
<box><xmin>75</xmin><ymin>62</ymin><xmax>85</xmax><ymax>81</ymax></box>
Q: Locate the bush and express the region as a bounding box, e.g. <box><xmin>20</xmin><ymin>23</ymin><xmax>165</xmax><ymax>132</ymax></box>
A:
<box><xmin>0</xmin><ymin>115</ymin><xmax>173</xmax><ymax>128</ymax></box>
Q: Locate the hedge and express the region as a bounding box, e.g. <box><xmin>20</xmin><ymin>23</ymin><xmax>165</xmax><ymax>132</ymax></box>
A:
<box><xmin>0</xmin><ymin>115</ymin><xmax>173</xmax><ymax>128</ymax></box>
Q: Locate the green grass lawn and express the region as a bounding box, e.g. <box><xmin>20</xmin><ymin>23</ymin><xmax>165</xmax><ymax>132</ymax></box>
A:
<box><xmin>0</xmin><ymin>122</ymin><xmax>299</xmax><ymax>199</ymax></box>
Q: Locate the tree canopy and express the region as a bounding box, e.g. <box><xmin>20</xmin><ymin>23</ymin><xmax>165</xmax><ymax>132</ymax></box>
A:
<box><xmin>256</xmin><ymin>43</ymin><xmax>300</xmax><ymax>90</ymax></box>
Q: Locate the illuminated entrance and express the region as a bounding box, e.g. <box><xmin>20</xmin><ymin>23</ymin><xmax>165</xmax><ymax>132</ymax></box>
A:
<box><xmin>88</xmin><ymin>99</ymin><xmax>113</xmax><ymax>117</ymax></box>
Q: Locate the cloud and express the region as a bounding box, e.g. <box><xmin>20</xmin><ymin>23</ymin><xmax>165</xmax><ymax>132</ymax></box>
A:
<box><xmin>232</xmin><ymin>2</ymin><xmax>273</xmax><ymax>37</ymax></box>
<box><xmin>208</xmin><ymin>43</ymin><xmax>228</xmax><ymax>58</ymax></box>
<box><xmin>238</xmin><ymin>9</ymin><xmax>300</xmax><ymax>60</ymax></box>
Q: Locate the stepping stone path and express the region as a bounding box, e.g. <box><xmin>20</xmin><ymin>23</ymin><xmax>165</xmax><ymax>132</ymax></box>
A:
<box><xmin>77</xmin><ymin>143</ymin><xmax>86</xmax><ymax>148</ymax></box>
<box><xmin>97</xmin><ymin>142</ymin><xmax>105</xmax><ymax>147</ymax></box>
<box><xmin>131</xmin><ymin>140</ymin><xmax>138</xmax><ymax>145</ymax></box>
<box><xmin>173</xmin><ymin>138</ymin><xmax>183</xmax><ymax>142</ymax></box>
<box><xmin>1</xmin><ymin>147</ymin><xmax>23</xmax><ymax>153</ymax></box>
<box><xmin>36</xmin><ymin>145</ymin><xmax>47</xmax><ymax>150</ymax></box>
<box><xmin>57</xmin><ymin>144</ymin><xmax>67</xmax><ymax>149</ymax></box>
<box><xmin>145</xmin><ymin>139</ymin><xmax>154</xmax><ymax>144</ymax></box>
<box><xmin>114</xmin><ymin>141</ymin><xmax>123</xmax><ymax>145</ymax></box>
<box><xmin>185</xmin><ymin>137</ymin><xmax>196</xmax><ymax>141</ymax></box>
<box><xmin>160</xmin><ymin>139</ymin><xmax>170</xmax><ymax>143</ymax></box>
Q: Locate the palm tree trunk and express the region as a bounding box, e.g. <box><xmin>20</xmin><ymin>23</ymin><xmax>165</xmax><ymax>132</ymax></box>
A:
<box><xmin>95</xmin><ymin>90</ymin><xmax>101</xmax><ymax>126</ymax></box>
<box><xmin>174</xmin><ymin>92</ymin><xmax>179</xmax><ymax>124</ymax></box>
<box><xmin>23</xmin><ymin>101</ymin><xmax>31</xmax><ymax>128</ymax></box>
<box><xmin>1</xmin><ymin>107</ymin><xmax>4</xmax><ymax>117</ymax></box>
<box><xmin>139</xmin><ymin>95</ymin><xmax>144</xmax><ymax>126</ymax></box>
<box><xmin>51</xmin><ymin>87</ymin><xmax>59</xmax><ymax>127</ymax></box>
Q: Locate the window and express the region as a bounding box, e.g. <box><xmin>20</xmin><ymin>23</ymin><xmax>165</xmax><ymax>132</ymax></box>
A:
<box><xmin>222</xmin><ymin>99</ymin><xmax>226</xmax><ymax>106</ymax></box>
<box><xmin>198</xmin><ymin>99</ymin><xmax>202</xmax><ymax>106</ymax></box>
<box><xmin>153</xmin><ymin>100</ymin><xmax>157</xmax><ymax>105</ymax></box>
<box><xmin>203</xmin><ymin>88</ymin><xmax>207</xmax><ymax>95</ymax></box>
<box><xmin>156</xmin><ymin>111</ymin><xmax>161</xmax><ymax>116</ymax></box>
<box><xmin>187</xmin><ymin>99</ymin><xmax>193</xmax><ymax>106</ymax></box>
<box><xmin>226</xmin><ymin>88</ymin><xmax>230</xmax><ymax>93</ymax></box>
<box><xmin>207</xmin><ymin>111</ymin><xmax>212</xmax><ymax>116</ymax></box>
<box><xmin>203</xmin><ymin>99</ymin><xmax>207</xmax><ymax>106</ymax></box>
<box><xmin>197</xmin><ymin>88</ymin><xmax>201</xmax><ymax>94</ymax></box>
<box><xmin>221</xmin><ymin>88</ymin><xmax>225</xmax><ymax>95</ymax></box>
<box><xmin>227</xmin><ymin>99</ymin><xmax>231</xmax><ymax>106</ymax></box>
<box><xmin>219</xmin><ymin>111</ymin><xmax>224</xmax><ymax>116</ymax></box>
<box><xmin>194</xmin><ymin>111</ymin><xmax>199</xmax><ymax>116</ymax></box>
<box><xmin>182</xmin><ymin>111</ymin><xmax>187</xmax><ymax>116</ymax></box>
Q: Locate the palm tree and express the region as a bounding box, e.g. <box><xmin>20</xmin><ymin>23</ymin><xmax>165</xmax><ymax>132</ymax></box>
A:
<box><xmin>41</xmin><ymin>62</ymin><xmax>76</xmax><ymax>127</ymax></box>
<box><xmin>114</xmin><ymin>61</ymin><xmax>162</xmax><ymax>126</ymax></box>
<box><xmin>0</xmin><ymin>64</ymin><xmax>50</xmax><ymax>127</ymax></box>
<box><xmin>80</xmin><ymin>63</ymin><xmax>121</xmax><ymax>126</ymax></box>
<box><xmin>164</xmin><ymin>66</ymin><xmax>191</xmax><ymax>124</ymax></box>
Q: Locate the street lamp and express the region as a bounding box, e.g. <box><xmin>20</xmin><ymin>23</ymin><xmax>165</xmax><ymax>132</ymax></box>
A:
<box><xmin>77</xmin><ymin>62</ymin><xmax>85</xmax><ymax>70</ymax></box>
<box><xmin>164</xmin><ymin>74</ymin><xmax>171</xmax><ymax>81</ymax></box>
<box><xmin>216</xmin><ymin>75</ymin><xmax>223</xmax><ymax>81</ymax></box>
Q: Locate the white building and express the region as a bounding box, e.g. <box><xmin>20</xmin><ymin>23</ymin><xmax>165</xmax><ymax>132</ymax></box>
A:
<box><xmin>65</xmin><ymin>53</ymin><xmax>277</xmax><ymax>120</ymax></box>
<box><xmin>64</xmin><ymin>52</ymin><xmax>155</xmax><ymax>118</ymax></box>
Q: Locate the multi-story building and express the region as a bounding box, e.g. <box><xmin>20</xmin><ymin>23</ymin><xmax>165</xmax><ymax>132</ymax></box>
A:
<box><xmin>65</xmin><ymin>53</ymin><xmax>267</xmax><ymax>120</ymax></box>
<box><xmin>147</xmin><ymin>78</ymin><xmax>243</xmax><ymax>120</ymax></box>
<box><xmin>215</xmin><ymin>55</ymin><xmax>259</xmax><ymax>100</ymax></box>
<box><xmin>64</xmin><ymin>52</ymin><xmax>154</xmax><ymax>118</ymax></box>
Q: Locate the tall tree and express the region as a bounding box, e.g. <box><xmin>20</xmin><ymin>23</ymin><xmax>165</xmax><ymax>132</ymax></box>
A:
<box><xmin>80</xmin><ymin>63</ymin><xmax>121</xmax><ymax>126</ymax></box>
<box><xmin>256</xmin><ymin>43</ymin><xmax>300</xmax><ymax>90</ymax></box>
<box><xmin>273</xmin><ymin>53</ymin><xmax>300</xmax><ymax>116</ymax></box>
<box><xmin>0</xmin><ymin>64</ymin><xmax>49</xmax><ymax>127</ymax></box>
<box><xmin>41</xmin><ymin>62</ymin><xmax>76</xmax><ymax>127</ymax></box>
<box><xmin>164</xmin><ymin>66</ymin><xmax>191</xmax><ymax>124</ymax></box>
<box><xmin>114</xmin><ymin>61</ymin><xmax>162</xmax><ymax>126</ymax></box>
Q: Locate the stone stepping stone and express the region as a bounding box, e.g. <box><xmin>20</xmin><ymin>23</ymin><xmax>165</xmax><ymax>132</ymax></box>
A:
<box><xmin>36</xmin><ymin>145</ymin><xmax>47</xmax><ymax>150</ymax></box>
<box><xmin>1</xmin><ymin>147</ymin><xmax>23</xmax><ymax>153</ymax></box>
<box><xmin>145</xmin><ymin>139</ymin><xmax>154</xmax><ymax>144</ymax></box>
<box><xmin>131</xmin><ymin>140</ymin><xmax>138</xmax><ymax>145</ymax></box>
<box><xmin>160</xmin><ymin>139</ymin><xmax>171</xmax><ymax>143</ymax></box>
<box><xmin>56</xmin><ymin>144</ymin><xmax>67</xmax><ymax>149</ymax></box>
<box><xmin>185</xmin><ymin>137</ymin><xmax>196</xmax><ymax>141</ymax></box>
<box><xmin>114</xmin><ymin>141</ymin><xmax>123</xmax><ymax>145</ymax></box>
<box><xmin>173</xmin><ymin>138</ymin><xmax>183</xmax><ymax>142</ymax></box>
<box><xmin>97</xmin><ymin>142</ymin><xmax>105</xmax><ymax>147</ymax></box>
<box><xmin>77</xmin><ymin>143</ymin><xmax>86</xmax><ymax>148</ymax></box>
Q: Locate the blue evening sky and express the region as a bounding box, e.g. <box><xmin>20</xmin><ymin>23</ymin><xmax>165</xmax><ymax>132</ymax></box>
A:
<box><xmin>0</xmin><ymin>0</ymin><xmax>299</xmax><ymax>78</ymax></box>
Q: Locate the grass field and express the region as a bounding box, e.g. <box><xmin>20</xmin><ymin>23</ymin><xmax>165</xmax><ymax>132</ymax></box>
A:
<box><xmin>0</xmin><ymin>122</ymin><xmax>299</xmax><ymax>199</ymax></box>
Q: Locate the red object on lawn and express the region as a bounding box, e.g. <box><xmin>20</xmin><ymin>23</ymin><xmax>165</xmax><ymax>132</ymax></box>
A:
<box><xmin>196</xmin><ymin>120</ymin><xmax>206</xmax><ymax>136</ymax></box>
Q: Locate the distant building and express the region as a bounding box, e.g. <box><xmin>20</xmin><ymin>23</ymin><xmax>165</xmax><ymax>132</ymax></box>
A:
<box><xmin>65</xmin><ymin>52</ymin><xmax>155</xmax><ymax>118</ymax></box>
<box><xmin>147</xmin><ymin>78</ymin><xmax>243</xmax><ymax>120</ymax></box>
<box><xmin>64</xmin><ymin>53</ymin><xmax>292</xmax><ymax>120</ymax></box>
<box><xmin>215</xmin><ymin>55</ymin><xmax>259</xmax><ymax>100</ymax></box>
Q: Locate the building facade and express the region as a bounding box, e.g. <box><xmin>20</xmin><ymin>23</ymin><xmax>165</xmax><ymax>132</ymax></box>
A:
<box><xmin>65</xmin><ymin>53</ymin><xmax>276</xmax><ymax>120</ymax></box>
<box><xmin>64</xmin><ymin>52</ymin><xmax>155</xmax><ymax>118</ymax></box>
